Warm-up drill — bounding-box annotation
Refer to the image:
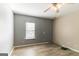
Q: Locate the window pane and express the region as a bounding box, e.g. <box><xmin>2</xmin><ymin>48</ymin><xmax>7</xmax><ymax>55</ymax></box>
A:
<box><xmin>26</xmin><ymin>23</ymin><xmax>35</xmax><ymax>30</ymax></box>
<box><xmin>25</xmin><ymin>22</ymin><xmax>35</xmax><ymax>39</ymax></box>
<box><xmin>26</xmin><ymin>30</ymin><xmax>35</xmax><ymax>39</ymax></box>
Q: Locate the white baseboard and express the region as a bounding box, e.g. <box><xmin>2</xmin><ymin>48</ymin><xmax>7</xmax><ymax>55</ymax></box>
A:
<box><xmin>14</xmin><ymin>42</ymin><xmax>48</xmax><ymax>48</ymax></box>
<box><xmin>8</xmin><ymin>47</ymin><xmax>14</xmax><ymax>56</ymax></box>
<box><xmin>67</xmin><ymin>47</ymin><xmax>79</xmax><ymax>53</ymax></box>
<box><xmin>59</xmin><ymin>44</ymin><xmax>79</xmax><ymax>53</ymax></box>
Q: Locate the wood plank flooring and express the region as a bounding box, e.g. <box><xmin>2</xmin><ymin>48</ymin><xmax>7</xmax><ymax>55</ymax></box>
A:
<box><xmin>12</xmin><ymin>43</ymin><xmax>79</xmax><ymax>56</ymax></box>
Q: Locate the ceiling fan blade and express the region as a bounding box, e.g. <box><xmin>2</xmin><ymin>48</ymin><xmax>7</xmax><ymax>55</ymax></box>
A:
<box><xmin>44</xmin><ymin>7</ymin><xmax>51</xmax><ymax>12</ymax></box>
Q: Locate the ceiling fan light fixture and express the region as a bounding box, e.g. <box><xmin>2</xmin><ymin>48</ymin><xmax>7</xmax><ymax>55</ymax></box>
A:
<box><xmin>51</xmin><ymin>3</ymin><xmax>64</xmax><ymax>13</ymax></box>
<box><xmin>44</xmin><ymin>3</ymin><xmax>65</xmax><ymax>13</ymax></box>
<box><xmin>56</xmin><ymin>4</ymin><xmax>63</xmax><ymax>9</ymax></box>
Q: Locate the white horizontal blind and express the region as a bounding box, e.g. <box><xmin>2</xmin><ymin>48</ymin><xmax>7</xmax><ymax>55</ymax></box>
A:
<box><xmin>25</xmin><ymin>22</ymin><xmax>35</xmax><ymax>39</ymax></box>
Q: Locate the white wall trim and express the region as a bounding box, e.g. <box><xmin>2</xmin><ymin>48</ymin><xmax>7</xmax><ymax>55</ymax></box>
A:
<box><xmin>8</xmin><ymin>47</ymin><xmax>14</xmax><ymax>56</ymax></box>
<box><xmin>54</xmin><ymin>42</ymin><xmax>79</xmax><ymax>53</ymax></box>
<box><xmin>14</xmin><ymin>42</ymin><xmax>48</xmax><ymax>48</ymax></box>
<box><xmin>67</xmin><ymin>47</ymin><xmax>79</xmax><ymax>53</ymax></box>
<box><xmin>59</xmin><ymin>44</ymin><xmax>79</xmax><ymax>53</ymax></box>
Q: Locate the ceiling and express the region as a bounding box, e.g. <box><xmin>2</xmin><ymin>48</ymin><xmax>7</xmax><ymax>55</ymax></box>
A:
<box><xmin>9</xmin><ymin>3</ymin><xmax>79</xmax><ymax>19</ymax></box>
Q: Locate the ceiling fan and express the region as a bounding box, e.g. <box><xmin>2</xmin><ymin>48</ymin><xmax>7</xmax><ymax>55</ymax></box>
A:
<box><xmin>44</xmin><ymin>3</ymin><xmax>64</xmax><ymax>13</ymax></box>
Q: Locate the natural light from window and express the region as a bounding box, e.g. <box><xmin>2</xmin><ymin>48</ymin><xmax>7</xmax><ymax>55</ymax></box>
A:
<box><xmin>25</xmin><ymin>22</ymin><xmax>35</xmax><ymax>39</ymax></box>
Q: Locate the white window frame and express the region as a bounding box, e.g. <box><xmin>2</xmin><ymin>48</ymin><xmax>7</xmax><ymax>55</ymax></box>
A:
<box><xmin>25</xmin><ymin>22</ymin><xmax>35</xmax><ymax>40</ymax></box>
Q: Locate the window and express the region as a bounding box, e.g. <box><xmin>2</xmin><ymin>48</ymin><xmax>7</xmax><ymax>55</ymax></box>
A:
<box><xmin>25</xmin><ymin>22</ymin><xmax>35</xmax><ymax>39</ymax></box>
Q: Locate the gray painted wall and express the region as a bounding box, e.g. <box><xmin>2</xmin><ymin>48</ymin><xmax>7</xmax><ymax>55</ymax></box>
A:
<box><xmin>14</xmin><ymin>14</ymin><xmax>52</xmax><ymax>46</ymax></box>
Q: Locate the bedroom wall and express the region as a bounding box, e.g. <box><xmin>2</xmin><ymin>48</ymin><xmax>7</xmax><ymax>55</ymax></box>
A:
<box><xmin>53</xmin><ymin>11</ymin><xmax>79</xmax><ymax>51</ymax></box>
<box><xmin>14</xmin><ymin>14</ymin><xmax>52</xmax><ymax>46</ymax></box>
<box><xmin>0</xmin><ymin>4</ymin><xmax>13</xmax><ymax>56</ymax></box>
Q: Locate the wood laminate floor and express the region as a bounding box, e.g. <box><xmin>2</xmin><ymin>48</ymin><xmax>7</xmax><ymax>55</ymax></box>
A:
<box><xmin>12</xmin><ymin>43</ymin><xmax>79</xmax><ymax>56</ymax></box>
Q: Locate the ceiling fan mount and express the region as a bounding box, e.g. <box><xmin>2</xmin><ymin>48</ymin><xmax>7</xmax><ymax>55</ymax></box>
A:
<box><xmin>44</xmin><ymin>3</ymin><xmax>64</xmax><ymax>13</ymax></box>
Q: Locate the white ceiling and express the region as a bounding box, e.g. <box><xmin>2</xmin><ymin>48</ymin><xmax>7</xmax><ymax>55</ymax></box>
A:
<box><xmin>10</xmin><ymin>3</ymin><xmax>79</xmax><ymax>19</ymax></box>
